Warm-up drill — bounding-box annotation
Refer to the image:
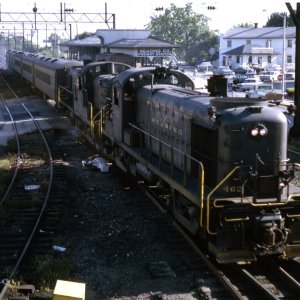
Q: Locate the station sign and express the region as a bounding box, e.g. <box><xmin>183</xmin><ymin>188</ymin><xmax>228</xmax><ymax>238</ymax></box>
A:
<box><xmin>137</xmin><ymin>48</ymin><xmax>173</xmax><ymax>57</ymax></box>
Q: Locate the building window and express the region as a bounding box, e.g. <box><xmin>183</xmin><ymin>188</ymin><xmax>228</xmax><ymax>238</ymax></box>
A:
<box><xmin>287</xmin><ymin>39</ymin><xmax>293</xmax><ymax>48</ymax></box>
<box><xmin>267</xmin><ymin>56</ymin><xmax>272</xmax><ymax>63</ymax></box>
<box><xmin>248</xmin><ymin>56</ymin><xmax>252</xmax><ymax>63</ymax></box>
<box><xmin>222</xmin><ymin>56</ymin><xmax>226</xmax><ymax>65</ymax></box>
<box><xmin>236</xmin><ymin>56</ymin><xmax>240</xmax><ymax>64</ymax></box>
<box><xmin>266</xmin><ymin>39</ymin><xmax>272</xmax><ymax>47</ymax></box>
<box><xmin>258</xmin><ymin>57</ymin><xmax>262</xmax><ymax>64</ymax></box>
<box><xmin>227</xmin><ymin>40</ymin><xmax>232</xmax><ymax>48</ymax></box>
<box><xmin>246</xmin><ymin>40</ymin><xmax>251</xmax><ymax>45</ymax></box>
<box><xmin>287</xmin><ymin>55</ymin><xmax>292</xmax><ymax>63</ymax></box>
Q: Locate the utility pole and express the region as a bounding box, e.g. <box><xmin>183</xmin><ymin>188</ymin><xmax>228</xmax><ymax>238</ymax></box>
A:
<box><xmin>0</xmin><ymin>2</ymin><xmax>116</xmax><ymax>50</ymax></box>
<box><xmin>286</xmin><ymin>2</ymin><xmax>300</xmax><ymax>137</ymax></box>
<box><xmin>282</xmin><ymin>13</ymin><xmax>286</xmax><ymax>101</ymax></box>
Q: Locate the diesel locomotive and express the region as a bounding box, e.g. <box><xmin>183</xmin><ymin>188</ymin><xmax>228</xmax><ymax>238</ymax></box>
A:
<box><xmin>6</xmin><ymin>50</ymin><xmax>300</xmax><ymax>263</ymax></box>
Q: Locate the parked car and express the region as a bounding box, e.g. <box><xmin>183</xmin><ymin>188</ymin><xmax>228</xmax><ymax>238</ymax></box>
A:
<box><xmin>234</xmin><ymin>66</ymin><xmax>255</xmax><ymax>75</ymax></box>
<box><xmin>213</xmin><ymin>66</ymin><xmax>235</xmax><ymax>76</ymax></box>
<box><xmin>259</xmin><ymin>71</ymin><xmax>280</xmax><ymax>82</ymax></box>
<box><xmin>197</xmin><ymin>61</ymin><xmax>213</xmax><ymax>76</ymax></box>
<box><xmin>273</xmin><ymin>80</ymin><xmax>295</xmax><ymax>92</ymax></box>
<box><xmin>273</xmin><ymin>80</ymin><xmax>295</xmax><ymax>98</ymax></box>
<box><xmin>237</xmin><ymin>77</ymin><xmax>262</xmax><ymax>91</ymax></box>
<box><xmin>245</xmin><ymin>83</ymin><xmax>282</xmax><ymax>99</ymax></box>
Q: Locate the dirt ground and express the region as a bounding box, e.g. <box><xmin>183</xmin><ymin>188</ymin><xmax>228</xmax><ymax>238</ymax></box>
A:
<box><xmin>54</xmin><ymin>130</ymin><xmax>213</xmax><ymax>300</ymax></box>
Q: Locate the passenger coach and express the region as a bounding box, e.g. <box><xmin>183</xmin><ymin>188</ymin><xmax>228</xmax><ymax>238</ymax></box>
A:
<box><xmin>6</xmin><ymin>50</ymin><xmax>83</xmax><ymax>100</ymax></box>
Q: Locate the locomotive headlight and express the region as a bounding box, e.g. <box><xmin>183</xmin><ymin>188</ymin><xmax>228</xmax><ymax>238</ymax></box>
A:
<box><xmin>259</xmin><ymin>127</ymin><xmax>268</xmax><ymax>136</ymax></box>
<box><xmin>251</xmin><ymin>128</ymin><xmax>259</xmax><ymax>137</ymax></box>
<box><xmin>250</xmin><ymin>124</ymin><xmax>268</xmax><ymax>137</ymax></box>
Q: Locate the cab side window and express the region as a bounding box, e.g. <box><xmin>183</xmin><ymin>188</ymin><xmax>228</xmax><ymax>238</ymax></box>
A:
<box><xmin>113</xmin><ymin>87</ymin><xmax>119</xmax><ymax>105</ymax></box>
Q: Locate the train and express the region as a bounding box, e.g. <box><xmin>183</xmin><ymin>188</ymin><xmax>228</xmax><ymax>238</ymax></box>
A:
<box><xmin>6</xmin><ymin>49</ymin><xmax>300</xmax><ymax>264</ymax></box>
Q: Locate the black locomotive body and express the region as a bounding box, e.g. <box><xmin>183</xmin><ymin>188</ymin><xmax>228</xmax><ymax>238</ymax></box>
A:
<box><xmin>6</xmin><ymin>50</ymin><xmax>300</xmax><ymax>263</ymax></box>
<box><xmin>106</xmin><ymin>68</ymin><xmax>300</xmax><ymax>263</ymax></box>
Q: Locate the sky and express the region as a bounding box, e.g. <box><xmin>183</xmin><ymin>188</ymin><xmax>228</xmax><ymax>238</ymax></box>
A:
<box><xmin>0</xmin><ymin>0</ymin><xmax>298</xmax><ymax>35</ymax></box>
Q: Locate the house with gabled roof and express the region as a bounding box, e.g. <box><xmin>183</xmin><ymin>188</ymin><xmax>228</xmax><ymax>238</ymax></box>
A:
<box><xmin>219</xmin><ymin>25</ymin><xmax>295</xmax><ymax>71</ymax></box>
<box><xmin>59</xmin><ymin>29</ymin><xmax>178</xmax><ymax>67</ymax></box>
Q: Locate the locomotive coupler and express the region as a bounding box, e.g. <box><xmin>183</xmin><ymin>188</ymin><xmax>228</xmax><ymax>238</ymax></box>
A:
<box><xmin>254</xmin><ymin>210</ymin><xmax>288</xmax><ymax>252</ymax></box>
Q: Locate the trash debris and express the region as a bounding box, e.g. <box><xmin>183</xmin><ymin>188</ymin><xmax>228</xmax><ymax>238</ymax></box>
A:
<box><xmin>24</xmin><ymin>184</ymin><xmax>40</xmax><ymax>190</ymax></box>
<box><xmin>52</xmin><ymin>245</ymin><xmax>67</xmax><ymax>253</ymax></box>
<box><xmin>82</xmin><ymin>156</ymin><xmax>110</xmax><ymax>173</ymax></box>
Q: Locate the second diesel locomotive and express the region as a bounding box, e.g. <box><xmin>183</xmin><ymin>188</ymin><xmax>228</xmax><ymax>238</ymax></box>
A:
<box><xmin>6</xmin><ymin>50</ymin><xmax>300</xmax><ymax>263</ymax></box>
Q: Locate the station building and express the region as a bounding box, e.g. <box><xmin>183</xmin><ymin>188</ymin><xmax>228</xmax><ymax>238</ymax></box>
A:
<box><xmin>59</xmin><ymin>29</ymin><xmax>178</xmax><ymax>67</ymax></box>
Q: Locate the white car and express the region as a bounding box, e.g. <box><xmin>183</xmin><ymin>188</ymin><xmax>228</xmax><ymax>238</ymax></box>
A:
<box><xmin>238</xmin><ymin>77</ymin><xmax>262</xmax><ymax>91</ymax></box>
<box><xmin>213</xmin><ymin>66</ymin><xmax>235</xmax><ymax>76</ymax></box>
<box><xmin>245</xmin><ymin>83</ymin><xmax>282</xmax><ymax>100</ymax></box>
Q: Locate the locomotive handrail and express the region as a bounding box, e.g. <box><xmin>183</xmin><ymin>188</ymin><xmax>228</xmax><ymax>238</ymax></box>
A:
<box><xmin>58</xmin><ymin>85</ymin><xmax>73</xmax><ymax>110</ymax></box>
<box><xmin>58</xmin><ymin>85</ymin><xmax>72</xmax><ymax>95</ymax></box>
<box><xmin>128</xmin><ymin>122</ymin><xmax>205</xmax><ymax>216</ymax></box>
<box><xmin>213</xmin><ymin>198</ymin><xmax>293</xmax><ymax>208</ymax></box>
<box><xmin>287</xmin><ymin>213</ymin><xmax>300</xmax><ymax>218</ymax></box>
<box><xmin>213</xmin><ymin>198</ymin><xmax>239</xmax><ymax>208</ymax></box>
<box><xmin>288</xmin><ymin>194</ymin><xmax>300</xmax><ymax>201</ymax></box>
<box><xmin>206</xmin><ymin>166</ymin><xmax>240</xmax><ymax>234</ymax></box>
<box><xmin>89</xmin><ymin>101</ymin><xmax>93</xmax><ymax>135</ymax></box>
<box><xmin>225</xmin><ymin>216</ymin><xmax>250</xmax><ymax>222</ymax></box>
<box><xmin>250</xmin><ymin>201</ymin><xmax>291</xmax><ymax>207</ymax></box>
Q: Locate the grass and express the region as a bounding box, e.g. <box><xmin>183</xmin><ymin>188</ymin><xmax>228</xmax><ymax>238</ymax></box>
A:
<box><xmin>32</xmin><ymin>255</ymin><xmax>72</xmax><ymax>291</ymax></box>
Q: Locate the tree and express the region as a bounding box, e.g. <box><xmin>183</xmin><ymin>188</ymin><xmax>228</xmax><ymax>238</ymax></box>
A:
<box><xmin>264</xmin><ymin>12</ymin><xmax>295</xmax><ymax>27</ymax></box>
<box><xmin>74</xmin><ymin>31</ymin><xmax>95</xmax><ymax>40</ymax></box>
<box><xmin>47</xmin><ymin>33</ymin><xmax>62</xmax><ymax>57</ymax></box>
<box><xmin>236</xmin><ymin>23</ymin><xmax>254</xmax><ymax>28</ymax></box>
<box><xmin>146</xmin><ymin>3</ymin><xmax>219</xmax><ymax>64</ymax></box>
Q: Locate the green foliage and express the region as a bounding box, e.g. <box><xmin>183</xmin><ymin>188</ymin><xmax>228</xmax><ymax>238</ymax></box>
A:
<box><xmin>287</xmin><ymin>87</ymin><xmax>295</xmax><ymax>97</ymax></box>
<box><xmin>264</xmin><ymin>12</ymin><xmax>294</xmax><ymax>27</ymax></box>
<box><xmin>33</xmin><ymin>256</ymin><xmax>72</xmax><ymax>290</ymax></box>
<box><xmin>289</xmin><ymin>139</ymin><xmax>300</xmax><ymax>152</ymax></box>
<box><xmin>74</xmin><ymin>31</ymin><xmax>95</xmax><ymax>40</ymax></box>
<box><xmin>237</xmin><ymin>23</ymin><xmax>254</xmax><ymax>28</ymax></box>
<box><xmin>146</xmin><ymin>3</ymin><xmax>219</xmax><ymax>64</ymax></box>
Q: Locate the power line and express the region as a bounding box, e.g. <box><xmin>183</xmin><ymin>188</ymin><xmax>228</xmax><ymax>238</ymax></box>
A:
<box><xmin>0</xmin><ymin>2</ymin><xmax>116</xmax><ymax>33</ymax></box>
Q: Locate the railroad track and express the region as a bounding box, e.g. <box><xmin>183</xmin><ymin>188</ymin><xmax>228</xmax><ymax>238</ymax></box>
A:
<box><xmin>0</xmin><ymin>72</ymin><xmax>65</xmax><ymax>298</ymax></box>
<box><xmin>1</xmin><ymin>67</ymin><xmax>300</xmax><ymax>298</ymax></box>
<box><xmin>139</xmin><ymin>165</ymin><xmax>300</xmax><ymax>299</ymax></box>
